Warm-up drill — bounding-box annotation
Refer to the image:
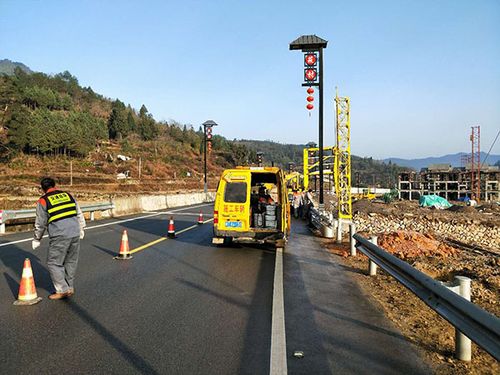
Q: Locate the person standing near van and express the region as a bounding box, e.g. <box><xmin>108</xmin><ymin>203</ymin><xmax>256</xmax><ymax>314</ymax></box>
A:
<box><xmin>292</xmin><ymin>190</ymin><xmax>303</xmax><ymax>219</ymax></box>
<box><xmin>303</xmin><ymin>189</ymin><xmax>314</xmax><ymax>224</ymax></box>
<box><xmin>32</xmin><ymin>177</ymin><xmax>86</xmax><ymax>300</ymax></box>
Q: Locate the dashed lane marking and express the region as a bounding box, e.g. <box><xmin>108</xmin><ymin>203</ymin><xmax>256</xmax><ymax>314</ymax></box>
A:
<box><xmin>0</xmin><ymin>203</ymin><xmax>213</xmax><ymax>248</ymax></box>
<box><xmin>128</xmin><ymin>218</ymin><xmax>214</xmax><ymax>255</ymax></box>
<box><xmin>270</xmin><ymin>247</ymin><xmax>288</xmax><ymax>375</ymax></box>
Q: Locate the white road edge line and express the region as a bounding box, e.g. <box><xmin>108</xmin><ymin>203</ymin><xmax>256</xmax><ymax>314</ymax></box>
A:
<box><xmin>0</xmin><ymin>203</ymin><xmax>213</xmax><ymax>248</ymax></box>
<box><xmin>270</xmin><ymin>247</ymin><xmax>288</xmax><ymax>375</ymax></box>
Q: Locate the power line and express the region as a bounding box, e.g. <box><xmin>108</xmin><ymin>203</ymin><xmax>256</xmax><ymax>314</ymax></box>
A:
<box><xmin>481</xmin><ymin>129</ymin><xmax>500</xmax><ymax>168</ymax></box>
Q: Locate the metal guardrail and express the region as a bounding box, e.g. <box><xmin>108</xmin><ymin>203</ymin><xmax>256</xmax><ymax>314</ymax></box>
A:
<box><xmin>309</xmin><ymin>207</ymin><xmax>333</xmax><ymax>229</ymax></box>
<box><xmin>353</xmin><ymin>233</ymin><xmax>500</xmax><ymax>361</ymax></box>
<box><xmin>0</xmin><ymin>202</ymin><xmax>114</xmax><ymax>234</ymax></box>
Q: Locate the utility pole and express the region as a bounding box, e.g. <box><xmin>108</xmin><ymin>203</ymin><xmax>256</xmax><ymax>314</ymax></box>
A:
<box><xmin>202</xmin><ymin>120</ymin><xmax>218</xmax><ymax>193</ymax></box>
<box><xmin>70</xmin><ymin>160</ymin><xmax>73</xmax><ymax>186</ymax></box>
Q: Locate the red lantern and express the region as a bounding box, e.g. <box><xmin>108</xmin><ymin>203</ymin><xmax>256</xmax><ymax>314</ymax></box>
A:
<box><xmin>306</xmin><ymin>103</ymin><xmax>314</xmax><ymax>110</ymax></box>
<box><xmin>307</xmin><ymin>87</ymin><xmax>314</xmax><ymax>94</ymax></box>
<box><xmin>307</xmin><ymin>96</ymin><xmax>314</xmax><ymax>102</ymax></box>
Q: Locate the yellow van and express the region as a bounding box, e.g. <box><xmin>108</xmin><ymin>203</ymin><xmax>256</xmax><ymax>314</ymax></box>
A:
<box><xmin>212</xmin><ymin>167</ymin><xmax>290</xmax><ymax>248</ymax></box>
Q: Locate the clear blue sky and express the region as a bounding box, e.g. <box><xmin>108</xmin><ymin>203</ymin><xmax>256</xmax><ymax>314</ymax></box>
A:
<box><xmin>1</xmin><ymin>0</ymin><xmax>499</xmax><ymax>159</ymax></box>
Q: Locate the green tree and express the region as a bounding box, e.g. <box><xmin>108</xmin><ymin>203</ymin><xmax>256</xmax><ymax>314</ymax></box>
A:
<box><xmin>107</xmin><ymin>100</ymin><xmax>128</xmax><ymax>139</ymax></box>
<box><xmin>127</xmin><ymin>110</ymin><xmax>136</xmax><ymax>132</ymax></box>
<box><xmin>137</xmin><ymin>104</ymin><xmax>158</xmax><ymax>140</ymax></box>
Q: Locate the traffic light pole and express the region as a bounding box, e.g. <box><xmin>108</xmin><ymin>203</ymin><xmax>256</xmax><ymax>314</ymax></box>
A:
<box><xmin>318</xmin><ymin>46</ymin><xmax>324</xmax><ymax>209</ymax></box>
<box><xmin>203</xmin><ymin>126</ymin><xmax>207</xmax><ymax>193</ymax></box>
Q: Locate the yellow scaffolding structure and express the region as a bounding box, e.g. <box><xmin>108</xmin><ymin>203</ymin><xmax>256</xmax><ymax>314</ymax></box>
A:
<box><xmin>303</xmin><ymin>147</ymin><xmax>335</xmax><ymax>191</ymax></box>
<box><xmin>334</xmin><ymin>93</ymin><xmax>352</xmax><ymax>219</ymax></box>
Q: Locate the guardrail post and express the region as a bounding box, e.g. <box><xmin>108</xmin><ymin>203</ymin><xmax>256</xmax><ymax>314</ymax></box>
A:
<box><xmin>0</xmin><ymin>210</ymin><xmax>4</xmax><ymax>234</ymax></box>
<box><xmin>349</xmin><ymin>223</ymin><xmax>356</xmax><ymax>256</ymax></box>
<box><xmin>90</xmin><ymin>211</ymin><xmax>95</xmax><ymax>221</ymax></box>
<box><xmin>336</xmin><ymin>218</ymin><xmax>342</xmax><ymax>244</ymax></box>
<box><xmin>369</xmin><ymin>236</ymin><xmax>378</xmax><ymax>276</ymax></box>
<box><xmin>454</xmin><ymin>276</ymin><xmax>472</xmax><ymax>361</ymax></box>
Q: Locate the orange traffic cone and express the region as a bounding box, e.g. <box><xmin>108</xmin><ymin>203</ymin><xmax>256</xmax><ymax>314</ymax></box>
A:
<box><xmin>114</xmin><ymin>230</ymin><xmax>133</xmax><ymax>260</ymax></box>
<box><xmin>13</xmin><ymin>258</ymin><xmax>42</xmax><ymax>306</ymax></box>
<box><xmin>197</xmin><ymin>211</ymin><xmax>204</xmax><ymax>225</ymax></box>
<box><xmin>168</xmin><ymin>216</ymin><xmax>176</xmax><ymax>238</ymax></box>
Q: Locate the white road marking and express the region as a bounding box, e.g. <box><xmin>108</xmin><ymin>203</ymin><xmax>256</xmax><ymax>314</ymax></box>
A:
<box><xmin>0</xmin><ymin>203</ymin><xmax>213</xmax><ymax>248</ymax></box>
<box><xmin>270</xmin><ymin>247</ymin><xmax>288</xmax><ymax>375</ymax></box>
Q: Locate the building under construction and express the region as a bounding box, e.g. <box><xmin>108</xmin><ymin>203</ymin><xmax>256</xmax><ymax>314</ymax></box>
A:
<box><xmin>398</xmin><ymin>164</ymin><xmax>500</xmax><ymax>202</ymax></box>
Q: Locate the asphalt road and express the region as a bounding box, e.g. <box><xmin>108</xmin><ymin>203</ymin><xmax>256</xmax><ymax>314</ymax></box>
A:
<box><xmin>0</xmin><ymin>203</ymin><xmax>274</xmax><ymax>375</ymax></box>
<box><xmin>0</xmin><ymin>203</ymin><xmax>431</xmax><ymax>374</ymax></box>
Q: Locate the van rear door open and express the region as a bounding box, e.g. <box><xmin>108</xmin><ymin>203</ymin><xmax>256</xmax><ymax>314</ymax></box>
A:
<box><xmin>218</xmin><ymin>171</ymin><xmax>250</xmax><ymax>232</ymax></box>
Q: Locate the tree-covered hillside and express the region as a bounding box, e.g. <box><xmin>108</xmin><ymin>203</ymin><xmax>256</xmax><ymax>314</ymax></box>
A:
<box><xmin>0</xmin><ymin>67</ymin><xmax>256</xmax><ymax>167</ymax></box>
<box><xmin>0</xmin><ymin>63</ymin><xmax>406</xmax><ymax>189</ymax></box>
<box><xmin>0</xmin><ymin>59</ymin><xmax>32</xmax><ymax>75</ymax></box>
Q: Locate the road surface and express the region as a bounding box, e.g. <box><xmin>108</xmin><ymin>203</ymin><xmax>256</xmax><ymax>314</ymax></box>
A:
<box><xmin>0</xmin><ymin>202</ymin><xmax>429</xmax><ymax>374</ymax></box>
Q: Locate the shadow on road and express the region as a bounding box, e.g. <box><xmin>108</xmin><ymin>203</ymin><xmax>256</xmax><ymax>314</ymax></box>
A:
<box><xmin>284</xmin><ymin>252</ymin><xmax>334</xmax><ymax>374</ymax></box>
<box><xmin>93</xmin><ymin>244</ymin><xmax>118</xmax><ymax>257</ymax></box>
<box><xmin>66</xmin><ymin>300</ymin><xmax>160</xmax><ymax>375</ymax></box>
<box><xmin>0</xmin><ymin>243</ymin><xmax>53</xmax><ymax>293</ymax></box>
<box><xmin>237</xmin><ymin>248</ymin><xmax>274</xmax><ymax>375</ymax></box>
<box><xmin>177</xmin><ymin>278</ymin><xmax>250</xmax><ymax>310</ymax></box>
<box><xmin>313</xmin><ymin>304</ymin><xmax>408</xmax><ymax>342</ymax></box>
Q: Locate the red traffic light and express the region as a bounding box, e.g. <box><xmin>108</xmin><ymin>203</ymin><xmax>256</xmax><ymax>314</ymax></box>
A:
<box><xmin>304</xmin><ymin>69</ymin><xmax>317</xmax><ymax>82</ymax></box>
<box><xmin>304</xmin><ymin>53</ymin><xmax>317</xmax><ymax>66</ymax></box>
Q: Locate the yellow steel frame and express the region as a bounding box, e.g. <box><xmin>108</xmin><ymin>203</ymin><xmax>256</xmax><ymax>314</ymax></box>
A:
<box><xmin>303</xmin><ymin>147</ymin><xmax>335</xmax><ymax>190</ymax></box>
<box><xmin>334</xmin><ymin>94</ymin><xmax>352</xmax><ymax>219</ymax></box>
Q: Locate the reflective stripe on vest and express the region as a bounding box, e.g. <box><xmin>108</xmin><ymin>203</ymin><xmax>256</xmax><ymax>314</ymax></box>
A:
<box><xmin>48</xmin><ymin>210</ymin><xmax>78</xmax><ymax>223</ymax></box>
<box><xmin>42</xmin><ymin>190</ymin><xmax>78</xmax><ymax>224</ymax></box>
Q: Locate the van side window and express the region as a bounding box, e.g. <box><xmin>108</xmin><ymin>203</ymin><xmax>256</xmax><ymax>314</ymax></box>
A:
<box><xmin>224</xmin><ymin>182</ymin><xmax>247</xmax><ymax>203</ymax></box>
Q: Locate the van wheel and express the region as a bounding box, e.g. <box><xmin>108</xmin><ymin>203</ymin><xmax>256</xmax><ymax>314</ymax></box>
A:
<box><xmin>215</xmin><ymin>238</ymin><xmax>232</xmax><ymax>247</ymax></box>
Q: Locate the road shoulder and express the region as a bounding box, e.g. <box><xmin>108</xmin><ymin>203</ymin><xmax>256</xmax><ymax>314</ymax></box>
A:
<box><xmin>284</xmin><ymin>220</ymin><xmax>430</xmax><ymax>374</ymax></box>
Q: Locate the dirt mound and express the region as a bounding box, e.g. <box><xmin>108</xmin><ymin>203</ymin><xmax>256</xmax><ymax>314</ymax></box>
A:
<box><xmin>447</xmin><ymin>205</ymin><xmax>477</xmax><ymax>213</ymax></box>
<box><xmin>378</xmin><ymin>231</ymin><xmax>457</xmax><ymax>259</ymax></box>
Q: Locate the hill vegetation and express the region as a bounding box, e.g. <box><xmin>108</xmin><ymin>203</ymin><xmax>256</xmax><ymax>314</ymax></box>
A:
<box><xmin>0</xmin><ymin>59</ymin><xmax>32</xmax><ymax>75</ymax></box>
<box><xmin>0</xmin><ymin>67</ymin><xmax>256</xmax><ymax>167</ymax></box>
<box><xmin>0</xmin><ymin>61</ymin><xmax>406</xmax><ymax>196</ymax></box>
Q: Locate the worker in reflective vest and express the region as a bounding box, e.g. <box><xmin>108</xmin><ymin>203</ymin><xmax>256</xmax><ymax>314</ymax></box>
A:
<box><xmin>32</xmin><ymin>177</ymin><xmax>86</xmax><ymax>300</ymax></box>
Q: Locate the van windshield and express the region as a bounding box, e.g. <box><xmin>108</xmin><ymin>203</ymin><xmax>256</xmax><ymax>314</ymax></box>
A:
<box><xmin>224</xmin><ymin>182</ymin><xmax>247</xmax><ymax>203</ymax></box>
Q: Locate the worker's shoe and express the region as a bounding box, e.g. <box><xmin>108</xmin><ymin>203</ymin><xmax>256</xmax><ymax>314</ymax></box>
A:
<box><xmin>48</xmin><ymin>292</ymin><xmax>69</xmax><ymax>300</ymax></box>
<box><xmin>67</xmin><ymin>288</ymin><xmax>74</xmax><ymax>297</ymax></box>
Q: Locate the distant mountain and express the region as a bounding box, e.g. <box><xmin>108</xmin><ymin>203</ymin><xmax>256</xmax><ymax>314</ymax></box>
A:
<box><xmin>0</xmin><ymin>59</ymin><xmax>33</xmax><ymax>75</ymax></box>
<box><xmin>384</xmin><ymin>152</ymin><xmax>500</xmax><ymax>171</ymax></box>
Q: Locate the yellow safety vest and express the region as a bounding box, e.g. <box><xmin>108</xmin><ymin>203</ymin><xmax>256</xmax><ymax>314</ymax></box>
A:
<box><xmin>43</xmin><ymin>190</ymin><xmax>78</xmax><ymax>223</ymax></box>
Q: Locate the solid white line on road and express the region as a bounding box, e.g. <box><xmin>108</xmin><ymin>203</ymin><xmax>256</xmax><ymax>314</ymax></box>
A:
<box><xmin>270</xmin><ymin>247</ymin><xmax>288</xmax><ymax>375</ymax></box>
<box><xmin>0</xmin><ymin>203</ymin><xmax>213</xmax><ymax>248</ymax></box>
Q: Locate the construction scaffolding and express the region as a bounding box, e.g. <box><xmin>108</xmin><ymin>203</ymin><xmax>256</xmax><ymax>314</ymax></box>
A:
<box><xmin>471</xmin><ymin>126</ymin><xmax>481</xmax><ymax>201</ymax></box>
<box><xmin>303</xmin><ymin>147</ymin><xmax>335</xmax><ymax>192</ymax></box>
<box><xmin>334</xmin><ymin>94</ymin><xmax>352</xmax><ymax>220</ymax></box>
